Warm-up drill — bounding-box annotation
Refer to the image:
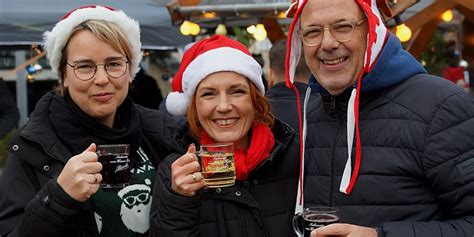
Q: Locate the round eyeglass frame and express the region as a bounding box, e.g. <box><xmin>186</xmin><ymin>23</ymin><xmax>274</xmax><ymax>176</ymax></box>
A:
<box><xmin>66</xmin><ymin>59</ymin><xmax>129</xmax><ymax>81</ymax></box>
<box><xmin>297</xmin><ymin>18</ymin><xmax>367</xmax><ymax>47</ymax></box>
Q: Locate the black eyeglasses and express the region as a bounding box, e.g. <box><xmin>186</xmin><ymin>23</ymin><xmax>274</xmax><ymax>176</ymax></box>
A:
<box><xmin>297</xmin><ymin>18</ymin><xmax>366</xmax><ymax>47</ymax></box>
<box><xmin>66</xmin><ymin>59</ymin><xmax>129</xmax><ymax>81</ymax></box>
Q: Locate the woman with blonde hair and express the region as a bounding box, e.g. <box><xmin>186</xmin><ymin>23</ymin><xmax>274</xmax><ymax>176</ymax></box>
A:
<box><xmin>0</xmin><ymin>6</ymin><xmax>178</xmax><ymax>236</ymax></box>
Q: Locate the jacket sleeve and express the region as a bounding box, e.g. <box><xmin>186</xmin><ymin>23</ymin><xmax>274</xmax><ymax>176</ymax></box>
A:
<box><xmin>0</xmin><ymin>79</ymin><xmax>19</xmax><ymax>138</ymax></box>
<box><xmin>0</xmin><ymin>153</ymin><xmax>87</xmax><ymax>237</ymax></box>
<box><xmin>139</xmin><ymin>106</ymin><xmax>184</xmax><ymax>167</ymax></box>
<box><xmin>379</xmin><ymin>92</ymin><xmax>474</xmax><ymax>237</ymax></box>
<box><xmin>149</xmin><ymin>153</ymin><xmax>202</xmax><ymax>237</ymax></box>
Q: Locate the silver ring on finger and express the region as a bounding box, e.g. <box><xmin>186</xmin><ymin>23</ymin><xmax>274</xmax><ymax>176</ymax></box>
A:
<box><xmin>191</xmin><ymin>173</ymin><xmax>197</xmax><ymax>183</ymax></box>
<box><xmin>196</xmin><ymin>172</ymin><xmax>202</xmax><ymax>182</ymax></box>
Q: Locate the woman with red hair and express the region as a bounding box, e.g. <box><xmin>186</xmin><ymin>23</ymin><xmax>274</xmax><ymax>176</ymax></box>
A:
<box><xmin>150</xmin><ymin>35</ymin><xmax>299</xmax><ymax>237</ymax></box>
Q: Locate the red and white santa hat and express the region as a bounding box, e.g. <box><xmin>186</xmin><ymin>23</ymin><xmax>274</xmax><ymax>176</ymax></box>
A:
<box><xmin>285</xmin><ymin>0</ymin><xmax>392</xmax><ymax>200</ymax></box>
<box><xmin>166</xmin><ymin>35</ymin><xmax>264</xmax><ymax>116</ymax></box>
<box><xmin>43</xmin><ymin>5</ymin><xmax>142</xmax><ymax>78</ymax></box>
<box><xmin>118</xmin><ymin>179</ymin><xmax>152</xmax><ymax>199</ymax></box>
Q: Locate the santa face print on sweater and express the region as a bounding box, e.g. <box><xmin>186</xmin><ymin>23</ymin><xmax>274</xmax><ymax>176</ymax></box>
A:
<box><xmin>92</xmin><ymin>147</ymin><xmax>155</xmax><ymax>236</ymax></box>
<box><xmin>117</xmin><ymin>180</ymin><xmax>152</xmax><ymax>233</ymax></box>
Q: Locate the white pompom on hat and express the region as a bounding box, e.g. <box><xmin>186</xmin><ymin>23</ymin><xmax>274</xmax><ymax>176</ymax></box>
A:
<box><xmin>43</xmin><ymin>5</ymin><xmax>142</xmax><ymax>79</ymax></box>
<box><xmin>166</xmin><ymin>35</ymin><xmax>264</xmax><ymax>116</ymax></box>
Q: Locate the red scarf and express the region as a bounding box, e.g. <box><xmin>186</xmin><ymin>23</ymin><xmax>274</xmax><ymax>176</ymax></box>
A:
<box><xmin>200</xmin><ymin>122</ymin><xmax>275</xmax><ymax>180</ymax></box>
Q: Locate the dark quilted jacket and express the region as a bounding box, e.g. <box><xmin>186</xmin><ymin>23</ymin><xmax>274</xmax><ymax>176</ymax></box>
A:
<box><xmin>150</xmin><ymin>119</ymin><xmax>300</xmax><ymax>237</ymax></box>
<box><xmin>303</xmin><ymin>34</ymin><xmax>474</xmax><ymax>237</ymax></box>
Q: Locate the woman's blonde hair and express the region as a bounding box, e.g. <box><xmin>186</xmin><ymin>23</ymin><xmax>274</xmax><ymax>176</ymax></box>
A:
<box><xmin>187</xmin><ymin>79</ymin><xmax>274</xmax><ymax>140</ymax></box>
<box><xmin>57</xmin><ymin>20</ymin><xmax>132</xmax><ymax>95</ymax></box>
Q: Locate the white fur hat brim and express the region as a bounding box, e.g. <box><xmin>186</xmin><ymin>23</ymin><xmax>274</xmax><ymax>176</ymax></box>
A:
<box><xmin>166</xmin><ymin>47</ymin><xmax>263</xmax><ymax>116</ymax></box>
<box><xmin>43</xmin><ymin>6</ymin><xmax>142</xmax><ymax>79</ymax></box>
<box><xmin>117</xmin><ymin>179</ymin><xmax>152</xmax><ymax>198</ymax></box>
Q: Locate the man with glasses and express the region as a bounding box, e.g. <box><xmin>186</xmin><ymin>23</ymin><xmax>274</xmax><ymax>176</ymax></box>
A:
<box><xmin>285</xmin><ymin>1</ymin><xmax>474</xmax><ymax>237</ymax></box>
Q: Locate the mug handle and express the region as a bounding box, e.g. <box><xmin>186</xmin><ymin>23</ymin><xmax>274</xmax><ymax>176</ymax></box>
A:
<box><xmin>292</xmin><ymin>212</ymin><xmax>304</xmax><ymax>236</ymax></box>
<box><xmin>194</xmin><ymin>150</ymin><xmax>202</xmax><ymax>167</ymax></box>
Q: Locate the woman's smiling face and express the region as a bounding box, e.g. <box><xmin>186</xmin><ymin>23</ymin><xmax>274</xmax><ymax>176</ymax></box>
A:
<box><xmin>63</xmin><ymin>30</ymin><xmax>131</xmax><ymax>127</ymax></box>
<box><xmin>195</xmin><ymin>71</ymin><xmax>255</xmax><ymax>149</ymax></box>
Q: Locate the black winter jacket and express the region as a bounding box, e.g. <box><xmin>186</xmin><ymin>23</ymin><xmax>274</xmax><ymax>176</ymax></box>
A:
<box><xmin>150</xmin><ymin>119</ymin><xmax>299</xmax><ymax>237</ymax></box>
<box><xmin>0</xmin><ymin>92</ymin><xmax>179</xmax><ymax>237</ymax></box>
<box><xmin>303</xmin><ymin>34</ymin><xmax>474</xmax><ymax>237</ymax></box>
<box><xmin>266</xmin><ymin>81</ymin><xmax>308</xmax><ymax>131</ymax></box>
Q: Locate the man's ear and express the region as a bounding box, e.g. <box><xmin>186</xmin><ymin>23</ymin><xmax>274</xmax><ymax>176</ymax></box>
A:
<box><xmin>267</xmin><ymin>69</ymin><xmax>275</xmax><ymax>88</ymax></box>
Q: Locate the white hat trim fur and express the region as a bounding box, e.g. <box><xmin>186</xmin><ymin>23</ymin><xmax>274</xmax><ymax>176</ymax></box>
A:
<box><xmin>43</xmin><ymin>6</ymin><xmax>142</xmax><ymax>78</ymax></box>
<box><xmin>117</xmin><ymin>179</ymin><xmax>151</xmax><ymax>198</ymax></box>
<box><xmin>166</xmin><ymin>47</ymin><xmax>263</xmax><ymax>116</ymax></box>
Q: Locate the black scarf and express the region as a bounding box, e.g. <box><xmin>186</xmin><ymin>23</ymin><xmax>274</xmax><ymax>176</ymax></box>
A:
<box><xmin>49</xmin><ymin>93</ymin><xmax>143</xmax><ymax>158</ymax></box>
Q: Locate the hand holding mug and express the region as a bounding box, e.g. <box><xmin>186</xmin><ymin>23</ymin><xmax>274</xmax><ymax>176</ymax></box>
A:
<box><xmin>57</xmin><ymin>143</ymin><xmax>102</xmax><ymax>202</ymax></box>
<box><xmin>310</xmin><ymin>223</ymin><xmax>377</xmax><ymax>237</ymax></box>
<box><xmin>293</xmin><ymin>207</ymin><xmax>340</xmax><ymax>237</ymax></box>
<box><xmin>171</xmin><ymin>144</ymin><xmax>205</xmax><ymax>197</ymax></box>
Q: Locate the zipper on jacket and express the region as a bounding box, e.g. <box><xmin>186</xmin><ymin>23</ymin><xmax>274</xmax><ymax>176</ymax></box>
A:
<box><xmin>329</xmin><ymin>103</ymin><xmax>344</xmax><ymax>206</ymax></box>
<box><xmin>330</xmin><ymin>97</ymin><xmax>336</xmax><ymax>110</ymax></box>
